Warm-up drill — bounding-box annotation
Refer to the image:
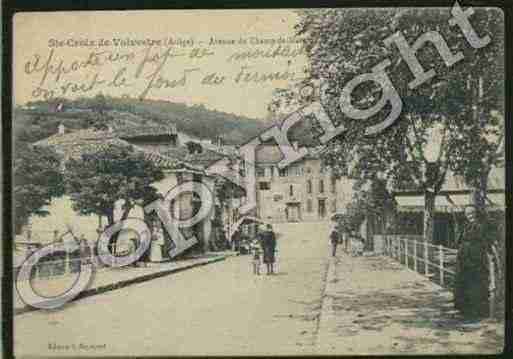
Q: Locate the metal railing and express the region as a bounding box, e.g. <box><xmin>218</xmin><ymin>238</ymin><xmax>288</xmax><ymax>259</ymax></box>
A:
<box><xmin>14</xmin><ymin>255</ymin><xmax>102</xmax><ymax>282</ymax></box>
<box><xmin>384</xmin><ymin>235</ymin><xmax>458</xmax><ymax>288</ymax></box>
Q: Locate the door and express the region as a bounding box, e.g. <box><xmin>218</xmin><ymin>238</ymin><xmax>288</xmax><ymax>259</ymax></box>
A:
<box><xmin>286</xmin><ymin>204</ymin><xmax>300</xmax><ymax>222</ymax></box>
<box><xmin>318</xmin><ymin>199</ymin><xmax>326</xmax><ymax>219</ymax></box>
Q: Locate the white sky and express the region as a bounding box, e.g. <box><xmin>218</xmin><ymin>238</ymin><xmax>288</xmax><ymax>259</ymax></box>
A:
<box><xmin>14</xmin><ymin>10</ymin><xmax>308</xmax><ymax>119</ymax></box>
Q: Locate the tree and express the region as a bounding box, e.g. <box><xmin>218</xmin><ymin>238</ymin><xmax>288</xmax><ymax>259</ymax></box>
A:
<box><xmin>88</xmin><ymin>93</ymin><xmax>113</xmax><ymax>130</ymax></box>
<box><xmin>64</xmin><ymin>145</ymin><xmax>165</xmax><ymax>226</ymax></box>
<box><xmin>334</xmin><ymin>179</ymin><xmax>395</xmax><ymax>250</ymax></box>
<box><xmin>288</xmin><ymin>7</ymin><xmax>504</xmax><ymax>317</ymax></box>
<box><xmin>443</xmin><ymin>9</ymin><xmax>504</xmax><ymax>213</ymax></box>
<box><xmin>432</xmin><ymin>9</ymin><xmax>504</xmax><ymax>318</ymax></box>
<box><xmin>14</xmin><ymin>144</ymin><xmax>64</xmax><ymax>234</ymax></box>
<box><xmin>275</xmin><ymin>7</ymin><xmax>502</xmax><ymax>242</ymax></box>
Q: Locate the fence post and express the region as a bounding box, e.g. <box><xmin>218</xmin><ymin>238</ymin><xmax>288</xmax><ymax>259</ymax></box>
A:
<box><xmin>413</xmin><ymin>239</ymin><xmax>418</xmax><ymax>272</ymax></box>
<box><xmin>398</xmin><ymin>239</ymin><xmax>402</xmax><ymax>263</ymax></box>
<box><xmin>424</xmin><ymin>240</ymin><xmax>429</xmax><ymax>275</ymax></box>
<box><xmin>404</xmin><ymin>239</ymin><xmax>409</xmax><ymax>268</ymax></box>
<box><xmin>66</xmin><ymin>252</ymin><xmax>71</xmax><ymax>274</ymax></box>
<box><xmin>439</xmin><ymin>244</ymin><xmax>444</xmax><ymax>286</ymax></box>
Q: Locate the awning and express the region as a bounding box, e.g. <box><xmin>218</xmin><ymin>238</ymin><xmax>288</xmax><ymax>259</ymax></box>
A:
<box><xmin>395</xmin><ymin>192</ymin><xmax>505</xmax><ymax>212</ymax></box>
<box><xmin>229</xmin><ymin>216</ymin><xmax>270</xmax><ymax>239</ymax></box>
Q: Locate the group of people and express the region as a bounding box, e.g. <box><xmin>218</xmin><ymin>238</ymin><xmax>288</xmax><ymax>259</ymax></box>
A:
<box><xmin>330</xmin><ymin>227</ymin><xmax>364</xmax><ymax>257</ymax></box>
<box><xmin>249</xmin><ymin>224</ymin><xmax>277</xmax><ymax>275</ymax></box>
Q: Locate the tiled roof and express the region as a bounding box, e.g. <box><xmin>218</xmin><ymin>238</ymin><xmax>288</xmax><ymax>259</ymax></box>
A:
<box><xmin>33</xmin><ymin>128</ymin><xmax>200</xmax><ymax>172</ymax></box>
<box><xmin>135</xmin><ymin>147</ymin><xmax>202</xmax><ymax>172</ymax></box>
<box><xmin>33</xmin><ymin>129</ymin><xmax>131</xmax><ymax>159</ymax></box>
<box><xmin>114</xmin><ymin>125</ymin><xmax>177</xmax><ymax>139</ymax></box>
<box><xmin>156</xmin><ymin>147</ymin><xmax>228</xmax><ymax>168</ymax></box>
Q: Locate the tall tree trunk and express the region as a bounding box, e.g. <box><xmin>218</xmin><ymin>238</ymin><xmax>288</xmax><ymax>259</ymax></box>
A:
<box><xmin>106</xmin><ymin>209</ymin><xmax>115</xmax><ymax>226</ymax></box>
<box><xmin>424</xmin><ymin>190</ymin><xmax>436</xmax><ymax>242</ymax></box>
<box><xmin>105</xmin><ymin>208</ymin><xmax>116</xmax><ymax>254</ymax></box>
<box><xmin>473</xmin><ymin>171</ymin><xmax>489</xmax><ymax>214</ymax></box>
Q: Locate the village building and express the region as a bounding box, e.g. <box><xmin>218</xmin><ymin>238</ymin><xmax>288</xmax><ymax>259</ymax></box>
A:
<box><xmin>359</xmin><ymin>167</ymin><xmax>506</xmax><ymax>253</ymax></box>
<box><xmin>20</xmin><ymin>122</ymin><xmax>245</xmax><ymax>263</ymax></box>
<box><xmin>252</xmin><ymin>144</ymin><xmax>354</xmax><ymax>223</ymax></box>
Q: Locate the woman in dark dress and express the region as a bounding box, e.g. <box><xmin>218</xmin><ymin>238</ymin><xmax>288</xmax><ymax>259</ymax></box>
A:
<box><xmin>260</xmin><ymin>224</ymin><xmax>276</xmax><ymax>275</ymax></box>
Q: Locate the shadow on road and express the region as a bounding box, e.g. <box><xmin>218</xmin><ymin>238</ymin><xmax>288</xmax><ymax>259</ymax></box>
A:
<box><xmin>327</xmin><ymin>256</ymin><xmax>504</xmax><ymax>353</ymax></box>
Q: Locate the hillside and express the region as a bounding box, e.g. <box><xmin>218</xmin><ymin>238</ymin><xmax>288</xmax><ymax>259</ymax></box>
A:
<box><xmin>16</xmin><ymin>96</ymin><xmax>270</xmax><ymax>146</ymax></box>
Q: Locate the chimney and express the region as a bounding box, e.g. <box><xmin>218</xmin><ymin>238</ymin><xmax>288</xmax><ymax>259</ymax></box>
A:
<box><xmin>292</xmin><ymin>141</ymin><xmax>299</xmax><ymax>151</ymax></box>
<box><xmin>58</xmin><ymin>123</ymin><xmax>65</xmax><ymax>135</ymax></box>
<box><xmin>107</xmin><ymin>125</ymin><xmax>114</xmax><ymax>133</ymax></box>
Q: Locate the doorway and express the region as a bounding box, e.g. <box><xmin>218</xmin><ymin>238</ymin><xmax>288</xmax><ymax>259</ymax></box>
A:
<box><xmin>318</xmin><ymin>199</ymin><xmax>326</xmax><ymax>219</ymax></box>
<box><xmin>286</xmin><ymin>203</ymin><xmax>301</xmax><ymax>222</ymax></box>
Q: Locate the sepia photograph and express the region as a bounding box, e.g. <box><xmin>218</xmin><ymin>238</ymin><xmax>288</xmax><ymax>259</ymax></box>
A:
<box><xmin>7</xmin><ymin>4</ymin><xmax>508</xmax><ymax>356</ymax></box>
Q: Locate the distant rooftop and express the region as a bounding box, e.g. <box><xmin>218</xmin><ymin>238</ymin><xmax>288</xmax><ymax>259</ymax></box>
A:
<box><xmin>33</xmin><ymin>127</ymin><xmax>202</xmax><ymax>172</ymax></box>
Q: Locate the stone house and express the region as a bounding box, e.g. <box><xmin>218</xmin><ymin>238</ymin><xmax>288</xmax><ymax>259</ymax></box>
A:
<box><xmin>253</xmin><ymin>144</ymin><xmax>353</xmax><ymax>223</ymax></box>
<box><xmin>26</xmin><ymin>123</ymin><xmax>244</xmax><ymax>260</ymax></box>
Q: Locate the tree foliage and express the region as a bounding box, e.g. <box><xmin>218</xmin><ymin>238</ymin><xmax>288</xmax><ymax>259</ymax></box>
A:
<box><xmin>274</xmin><ymin>7</ymin><xmax>503</xmax><ymax>241</ymax></box>
<box><xmin>64</xmin><ymin>145</ymin><xmax>165</xmax><ymax>226</ymax></box>
<box><xmin>14</xmin><ymin>144</ymin><xmax>64</xmax><ymax>233</ymax></box>
<box><xmin>24</xmin><ymin>95</ymin><xmax>269</xmax><ymax>145</ymax></box>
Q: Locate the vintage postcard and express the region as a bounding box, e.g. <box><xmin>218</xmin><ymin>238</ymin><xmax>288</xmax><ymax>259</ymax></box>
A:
<box><xmin>11</xmin><ymin>6</ymin><xmax>506</xmax><ymax>357</ymax></box>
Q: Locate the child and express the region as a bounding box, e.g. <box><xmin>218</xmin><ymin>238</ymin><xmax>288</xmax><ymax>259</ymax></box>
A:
<box><xmin>251</xmin><ymin>240</ymin><xmax>262</xmax><ymax>275</ymax></box>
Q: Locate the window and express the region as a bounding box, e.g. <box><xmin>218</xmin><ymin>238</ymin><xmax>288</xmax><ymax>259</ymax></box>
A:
<box><xmin>256</xmin><ymin>167</ymin><xmax>265</xmax><ymax>177</ymax></box>
<box><xmin>289</xmin><ymin>185</ymin><xmax>294</xmax><ymax>197</ymax></box>
<box><xmin>320</xmin><ymin>165</ymin><xmax>325</xmax><ymax>174</ymax></box>
<box><xmin>259</xmin><ymin>182</ymin><xmax>270</xmax><ymax>190</ymax></box>
<box><xmin>306</xmin><ymin>167</ymin><xmax>312</xmax><ymax>174</ymax></box>
<box><xmin>331</xmin><ymin>199</ymin><xmax>337</xmax><ymax>212</ymax></box>
<box><xmin>331</xmin><ymin>177</ymin><xmax>337</xmax><ymax>193</ymax></box>
<box><xmin>307</xmin><ymin>199</ymin><xmax>313</xmax><ymax>213</ymax></box>
<box><xmin>273</xmin><ymin>194</ymin><xmax>283</xmax><ymax>202</ymax></box>
<box><xmin>279</xmin><ymin>168</ymin><xmax>287</xmax><ymax>177</ymax></box>
<box><xmin>307</xmin><ymin>179</ymin><xmax>312</xmax><ymax>194</ymax></box>
<box><xmin>319</xmin><ymin>180</ymin><xmax>324</xmax><ymax>193</ymax></box>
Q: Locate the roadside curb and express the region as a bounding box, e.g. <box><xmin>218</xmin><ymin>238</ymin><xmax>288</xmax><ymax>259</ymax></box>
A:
<box><xmin>315</xmin><ymin>255</ymin><xmax>338</xmax><ymax>350</ymax></box>
<box><xmin>15</xmin><ymin>255</ymin><xmax>228</xmax><ymax>316</ymax></box>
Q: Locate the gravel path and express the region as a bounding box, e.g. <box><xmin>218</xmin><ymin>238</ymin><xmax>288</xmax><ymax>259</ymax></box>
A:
<box><xmin>317</xmin><ymin>252</ymin><xmax>504</xmax><ymax>355</ymax></box>
<box><xmin>14</xmin><ymin>222</ymin><xmax>331</xmax><ymax>356</ymax></box>
<box><xmin>14</xmin><ymin>221</ymin><xmax>503</xmax><ymax>356</ymax></box>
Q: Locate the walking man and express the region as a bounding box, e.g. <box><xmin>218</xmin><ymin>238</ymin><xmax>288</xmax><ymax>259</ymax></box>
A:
<box><xmin>330</xmin><ymin>227</ymin><xmax>340</xmax><ymax>257</ymax></box>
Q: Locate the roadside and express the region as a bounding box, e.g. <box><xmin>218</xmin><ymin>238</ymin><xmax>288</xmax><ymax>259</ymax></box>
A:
<box><xmin>14</xmin><ymin>222</ymin><xmax>330</xmax><ymax>357</ymax></box>
<box><xmin>14</xmin><ymin>251</ymin><xmax>235</xmax><ymax>315</ymax></box>
<box><xmin>315</xmin><ymin>252</ymin><xmax>504</xmax><ymax>354</ymax></box>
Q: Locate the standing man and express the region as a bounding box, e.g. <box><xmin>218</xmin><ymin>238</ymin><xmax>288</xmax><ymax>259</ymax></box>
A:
<box><xmin>330</xmin><ymin>227</ymin><xmax>340</xmax><ymax>257</ymax></box>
